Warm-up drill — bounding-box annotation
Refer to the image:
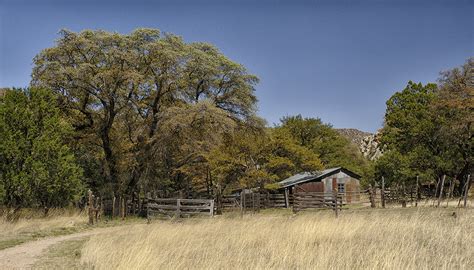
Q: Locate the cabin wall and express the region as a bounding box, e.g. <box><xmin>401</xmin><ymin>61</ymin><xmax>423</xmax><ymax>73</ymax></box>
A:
<box><xmin>288</xmin><ymin>171</ymin><xmax>361</xmax><ymax>203</ymax></box>
<box><xmin>294</xmin><ymin>181</ymin><xmax>324</xmax><ymax>192</ymax></box>
<box><xmin>322</xmin><ymin>172</ymin><xmax>360</xmax><ymax>194</ymax></box>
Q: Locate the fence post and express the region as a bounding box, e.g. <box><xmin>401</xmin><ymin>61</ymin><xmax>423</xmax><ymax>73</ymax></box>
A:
<box><xmin>437</xmin><ymin>175</ymin><xmax>446</xmax><ymax>207</ymax></box>
<box><xmin>216</xmin><ymin>184</ymin><xmax>222</xmax><ymax>215</ymax></box>
<box><xmin>251</xmin><ymin>193</ymin><xmax>255</xmax><ymax>212</ymax></box>
<box><xmin>88</xmin><ymin>190</ymin><xmax>94</xmax><ymax>225</ymax></box>
<box><xmin>292</xmin><ymin>192</ymin><xmax>297</xmax><ymax>213</ymax></box>
<box><xmin>210</xmin><ymin>200</ymin><xmax>214</xmax><ymax>217</ymax></box>
<box><xmin>381</xmin><ymin>177</ymin><xmax>386</xmax><ymax>208</ymax></box>
<box><xmin>433</xmin><ymin>176</ymin><xmax>441</xmax><ymax>207</ymax></box>
<box><xmin>333</xmin><ymin>189</ymin><xmax>339</xmax><ymax>218</ymax></box>
<box><xmin>176</xmin><ymin>199</ymin><xmax>181</xmax><ymax>218</ymax></box>
<box><xmin>95</xmin><ymin>196</ymin><xmax>100</xmax><ymax>223</ymax></box>
<box><xmin>120</xmin><ymin>196</ymin><xmax>123</xmax><ymax>219</ymax></box>
<box><xmin>401</xmin><ymin>185</ymin><xmax>407</xmax><ymax>208</ymax></box>
<box><xmin>415</xmin><ymin>176</ymin><xmax>419</xmax><ymax>207</ymax></box>
<box><xmin>256</xmin><ymin>192</ymin><xmax>261</xmax><ymax>213</ymax></box>
<box><xmin>464</xmin><ymin>175</ymin><xmax>471</xmax><ymax>208</ymax></box>
<box><xmin>240</xmin><ymin>191</ymin><xmax>244</xmax><ymax>217</ymax></box>
<box><xmin>146</xmin><ymin>194</ymin><xmax>150</xmax><ymax>223</ymax></box>
<box><xmin>112</xmin><ymin>196</ymin><xmax>116</xmax><ymax>218</ymax></box>
<box><xmin>369</xmin><ymin>185</ymin><xmax>375</xmax><ymax>208</ymax></box>
<box><xmin>447</xmin><ymin>178</ymin><xmax>454</xmax><ymax>207</ymax></box>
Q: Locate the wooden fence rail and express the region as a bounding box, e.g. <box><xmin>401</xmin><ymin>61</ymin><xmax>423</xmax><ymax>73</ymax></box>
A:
<box><xmin>293</xmin><ymin>192</ymin><xmax>343</xmax><ymax>214</ymax></box>
<box><xmin>147</xmin><ymin>198</ymin><xmax>214</xmax><ymax>219</ymax></box>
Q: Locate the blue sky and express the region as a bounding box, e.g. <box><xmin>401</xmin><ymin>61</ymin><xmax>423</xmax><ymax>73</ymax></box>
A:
<box><xmin>0</xmin><ymin>0</ymin><xmax>472</xmax><ymax>132</ymax></box>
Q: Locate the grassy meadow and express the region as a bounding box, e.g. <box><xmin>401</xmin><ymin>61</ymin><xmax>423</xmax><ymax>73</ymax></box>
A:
<box><xmin>79</xmin><ymin>208</ymin><xmax>473</xmax><ymax>270</ymax></box>
<box><xmin>0</xmin><ymin>208</ymin><xmax>87</xmax><ymax>250</ymax></box>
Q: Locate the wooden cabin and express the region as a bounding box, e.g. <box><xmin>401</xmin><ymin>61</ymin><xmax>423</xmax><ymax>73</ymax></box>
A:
<box><xmin>278</xmin><ymin>167</ymin><xmax>361</xmax><ymax>204</ymax></box>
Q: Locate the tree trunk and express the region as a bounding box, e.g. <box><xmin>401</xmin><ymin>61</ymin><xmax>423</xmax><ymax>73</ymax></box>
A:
<box><xmin>101</xmin><ymin>118</ymin><xmax>118</xmax><ymax>194</ymax></box>
<box><xmin>456</xmin><ymin>162</ymin><xmax>471</xmax><ymax>195</ymax></box>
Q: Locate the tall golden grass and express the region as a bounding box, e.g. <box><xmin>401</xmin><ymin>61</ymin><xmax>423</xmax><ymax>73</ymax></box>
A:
<box><xmin>81</xmin><ymin>208</ymin><xmax>473</xmax><ymax>270</ymax></box>
<box><xmin>0</xmin><ymin>208</ymin><xmax>86</xmax><ymax>241</ymax></box>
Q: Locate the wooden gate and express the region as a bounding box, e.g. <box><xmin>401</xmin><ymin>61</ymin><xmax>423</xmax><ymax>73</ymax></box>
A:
<box><xmin>147</xmin><ymin>198</ymin><xmax>214</xmax><ymax>219</ymax></box>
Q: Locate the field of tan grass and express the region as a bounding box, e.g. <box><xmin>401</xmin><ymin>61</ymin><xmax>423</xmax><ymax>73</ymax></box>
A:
<box><xmin>80</xmin><ymin>208</ymin><xmax>473</xmax><ymax>270</ymax></box>
<box><xmin>0</xmin><ymin>208</ymin><xmax>87</xmax><ymax>249</ymax></box>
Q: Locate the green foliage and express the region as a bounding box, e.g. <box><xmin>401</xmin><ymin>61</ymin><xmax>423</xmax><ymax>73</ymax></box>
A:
<box><xmin>279</xmin><ymin>115</ymin><xmax>369</xmax><ymax>176</ymax></box>
<box><xmin>31</xmin><ymin>28</ymin><xmax>258</xmax><ymax>196</ymax></box>
<box><xmin>208</xmin><ymin>123</ymin><xmax>324</xmax><ymax>193</ymax></box>
<box><xmin>0</xmin><ymin>88</ymin><xmax>83</xmax><ymax>208</ymax></box>
<box><xmin>7</xmin><ymin>28</ymin><xmax>469</xmax><ymax>203</ymax></box>
<box><xmin>376</xmin><ymin>82</ymin><xmax>440</xmax><ymax>186</ymax></box>
<box><xmin>376</xmin><ymin>58</ymin><xmax>473</xmax><ymax>189</ymax></box>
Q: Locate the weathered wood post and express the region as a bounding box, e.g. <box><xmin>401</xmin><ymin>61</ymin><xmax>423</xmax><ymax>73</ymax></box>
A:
<box><xmin>464</xmin><ymin>175</ymin><xmax>471</xmax><ymax>208</ymax></box>
<box><xmin>381</xmin><ymin>176</ymin><xmax>386</xmax><ymax>208</ymax></box>
<box><xmin>256</xmin><ymin>192</ymin><xmax>261</xmax><ymax>213</ymax></box>
<box><xmin>401</xmin><ymin>185</ymin><xmax>407</xmax><ymax>208</ymax></box>
<box><xmin>132</xmin><ymin>192</ymin><xmax>136</xmax><ymax>216</ymax></box>
<box><xmin>437</xmin><ymin>175</ymin><xmax>446</xmax><ymax>207</ymax></box>
<box><xmin>176</xmin><ymin>199</ymin><xmax>181</xmax><ymax>218</ymax></box>
<box><xmin>415</xmin><ymin>176</ymin><xmax>419</xmax><ymax>207</ymax></box>
<box><xmin>369</xmin><ymin>185</ymin><xmax>375</xmax><ymax>208</ymax></box>
<box><xmin>216</xmin><ymin>184</ymin><xmax>223</xmax><ymax>215</ymax></box>
<box><xmin>209</xmin><ymin>199</ymin><xmax>214</xmax><ymax>217</ymax></box>
<box><xmin>447</xmin><ymin>178</ymin><xmax>454</xmax><ymax>207</ymax></box>
<box><xmin>284</xmin><ymin>188</ymin><xmax>290</xmax><ymax>209</ymax></box>
<box><xmin>433</xmin><ymin>176</ymin><xmax>441</xmax><ymax>207</ymax></box>
<box><xmin>120</xmin><ymin>196</ymin><xmax>125</xmax><ymax>220</ymax></box>
<box><xmin>88</xmin><ymin>190</ymin><xmax>94</xmax><ymax>225</ymax></box>
<box><xmin>333</xmin><ymin>189</ymin><xmax>339</xmax><ymax>218</ymax></box>
<box><xmin>112</xmin><ymin>195</ymin><xmax>116</xmax><ymax>218</ymax></box>
<box><xmin>146</xmin><ymin>192</ymin><xmax>151</xmax><ymax>223</ymax></box>
<box><xmin>251</xmin><ymin>192</ymin><xmax>255</xmax><ymax>212</ymax></box>
<box><xmin>95</xmin><ymin>196</ymin><xmax>100</xmax><ymax>223</ymax></box>
<box><xmin>240</xmin><ymin>191</ymin><xmax>244</xmax><ymax>218</ymax></box>
<box><xmin>137</xmin><ymin>192</ymin><xmax>142</xmax><ymax>217</ymax></box>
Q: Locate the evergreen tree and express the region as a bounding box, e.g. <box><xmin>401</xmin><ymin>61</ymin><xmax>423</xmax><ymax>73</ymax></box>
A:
<box><xmin>0</xmin><ymin>88</ymin><xmax>83</xmax><ymax>209</ymax></box>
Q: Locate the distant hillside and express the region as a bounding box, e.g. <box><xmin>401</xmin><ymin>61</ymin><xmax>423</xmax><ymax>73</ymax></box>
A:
<box><xmin>336</xmin><ymin>128</ymin><xmax>382</xmax><ymax>160</ymax></box>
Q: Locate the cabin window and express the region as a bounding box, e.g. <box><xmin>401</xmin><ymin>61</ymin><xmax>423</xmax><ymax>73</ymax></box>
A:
<box><xmin>337</xmin><ymin>183</ymin><xmax>345</xmax><ymax>193</ymax></box>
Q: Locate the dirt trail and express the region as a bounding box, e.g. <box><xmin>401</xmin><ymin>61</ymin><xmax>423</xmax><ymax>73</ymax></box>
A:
<box><xmin>0</xmin><ymin>226</ymin><xmax>123</xmax><ymax>269</ymax></box>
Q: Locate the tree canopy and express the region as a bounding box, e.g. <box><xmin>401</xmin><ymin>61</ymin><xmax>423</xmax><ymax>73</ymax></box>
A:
<box><xmin>31</xmin><ymin>29</ymin><xmax>258</xmax><ymax>197</ymax></box>
<box><xmin>375</xmin><ymin>58</ymin><xmax>473</xmax><ymax>191</ymax></box>
<box><xmin>1</xmin><ymin>28</ymin><xmax>471</xmax><ymax>208</ymax></box>
<box><xmin>0</xmin><ymin>88</ymin><xmax>83</xmax><ymax>209</ymax></box>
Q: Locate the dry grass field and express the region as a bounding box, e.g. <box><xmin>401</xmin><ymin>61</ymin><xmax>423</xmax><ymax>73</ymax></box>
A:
<box><xmin>0</xmin><ymin>208</ymin><xmax>87</xmax><ymax>250</ymax></box>
<box><xmin>80</xmin><ymin>208</ymin><xmax>473</xmax><ymax>270</ymax></box>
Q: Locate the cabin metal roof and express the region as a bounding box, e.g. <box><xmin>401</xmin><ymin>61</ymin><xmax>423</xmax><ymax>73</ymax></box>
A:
<box><xmin>278</xmin><ymin>167</ymin><xmax>360</xmax><ymax>188</ymax></box>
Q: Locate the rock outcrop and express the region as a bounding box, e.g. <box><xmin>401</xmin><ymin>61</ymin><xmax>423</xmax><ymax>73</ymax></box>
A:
<box><xmin>336</xmin><ymin>128</ymin><xmax>383</xmax><ymax>160</ymax></box>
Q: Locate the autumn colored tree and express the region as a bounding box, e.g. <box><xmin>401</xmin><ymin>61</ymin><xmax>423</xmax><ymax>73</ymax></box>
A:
<box><xmin>208</xmin><ymin>121</ymin><xmax>324</xmax><ymax>194</ymax></box>
<box><xmin>32</xmin><ymin>29</ymin><xmax>258</xmax><ymax>196</ymax></box>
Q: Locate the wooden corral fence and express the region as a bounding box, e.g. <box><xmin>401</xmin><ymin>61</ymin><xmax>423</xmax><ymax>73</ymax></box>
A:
<box><xmin>85</xmin><ymin>174</ymin><xmax>471</xmax><ymax>223</ymax></box>
<box><xmin>221</xmin><ymin>195</ymin><xmax>240</xmax><ymax>209</ymax></box>
<box><xmin>147</xmin><ymin>198</ymin><xmax>214</xmax><ymax>219</ymax></box>
<box><xmin>293</xmin><ymin>191</ymin><xmax>343</xmax><ymax>216</ymax></box>
<box><xmin>220</xmin><ymin>192</ymin><xmax>295</xmax><ymax>212</ymax></box>
<box><xmin>102</xmin><ymin>195</ymin><xmax>147</xmax><ymax>219</ymax></box>
<box><xmin>261</xmin><ymin>193</ymin><xmax>294</xmax><ymax>208</ymax></box>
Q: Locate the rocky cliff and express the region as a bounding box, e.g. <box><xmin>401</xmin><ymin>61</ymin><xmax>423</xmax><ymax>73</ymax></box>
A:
<box><xmin>336</xmin><ymin>128</ymin><xmax>383</xmax><ymax>160</ymax></box>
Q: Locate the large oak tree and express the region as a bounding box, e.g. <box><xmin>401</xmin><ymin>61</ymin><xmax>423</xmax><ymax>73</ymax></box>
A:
<box><xmin>32</xmin><ymin>29</ymin><xmax>258</xmax><ymax>196</ymax></box>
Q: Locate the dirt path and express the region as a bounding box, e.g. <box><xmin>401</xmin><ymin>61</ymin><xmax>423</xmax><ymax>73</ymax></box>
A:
<box><xmin>0</xmin><ymin>226</ymin><xmax>124</xmax><ymax>269</ymax></box>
